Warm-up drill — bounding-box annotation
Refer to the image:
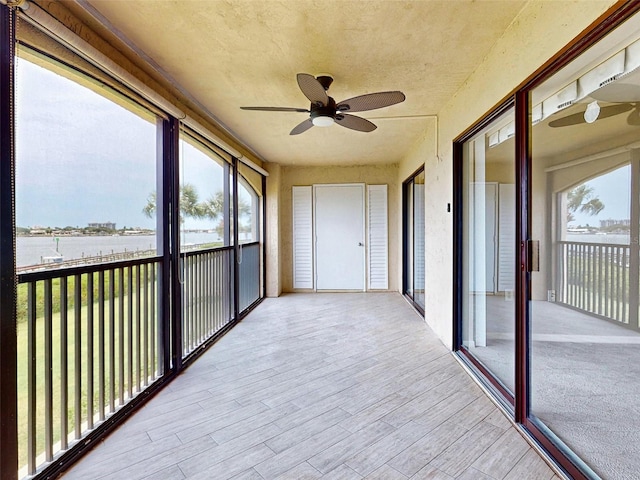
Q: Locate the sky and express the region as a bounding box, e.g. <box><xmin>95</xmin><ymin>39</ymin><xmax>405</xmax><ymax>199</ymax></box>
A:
<box><xmin>15</xmin><ymin>59</ymin><xmax>226</xmax><ymax>230</ymax></box>
<box><xmin>569</xmin><ymin>164</ymin><xmax>630</xmax><ymax>228</ymax></box>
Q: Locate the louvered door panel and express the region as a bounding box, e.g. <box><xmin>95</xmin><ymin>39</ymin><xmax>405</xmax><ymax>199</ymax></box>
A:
<box><xmin>498</xmin><ymin>183</ymin><xmax>515</xmax><ymax>292</ymax></box>
<box><xmin>293</xmin><ymin>186</ymin><xmax>313</xmax><ymax>289</ymax></box>
<box><xmin>368</xmin><ymin>185</ymin><xmax>388</xmax><ymax>290</ymax></box>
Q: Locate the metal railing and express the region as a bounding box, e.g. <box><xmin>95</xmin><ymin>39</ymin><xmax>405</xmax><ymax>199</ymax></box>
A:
<box><xmin>180</xmin><ymin>246</ymin><xmax>234</xmax><ymax>358</ymax></box>
<box><xmin>17</xmin><ymin>257</ymin><xmax>163</xmax><ymax>476</ymax></box>
<box><xmin>17</xmin><ymin>242</ymin><xmax>262</xmax><ymax>477</ymax></box>
<box><xmin>238</xmin><ymin>242</ymin><xmax>260</xmax><ymax>313</ymax></box>
<box><xmin>558</xmin><ymin>240</ymin><xmax>633</xmax><ymax>325</ymax></box>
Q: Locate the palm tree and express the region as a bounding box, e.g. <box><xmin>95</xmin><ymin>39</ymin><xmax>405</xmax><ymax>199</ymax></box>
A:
<box><xmin>142</xmin><ymin>183</ymin><xmax>209</xmax><ymax>222</ymax></box>
<box><xmin>142</xmin><ymin>185</ymin><xmax>249</xmax><ymax>224</ymax></box>
<box><xmin>142</xmin><ymin>191</ymin><xmax>156</xmax><ymax>218</ymax></box>
<box><xmin>202</xmin><ymin>191</ymin><xmax>224</xmax><ymax>222</ymax></box>
<box><xmin>567</xmin><ymin>184</ymin><xmax>604</xmax><ymax>223</ymax></box>
<box><xmin>180</xmin><ymin>184</ymin><xmax>207</xmax><ymax>219</ymax></box>
<box><xmin>142</xmin><ymin>183</ymin><xmax>252</xmax><ymax>242</ymax></box>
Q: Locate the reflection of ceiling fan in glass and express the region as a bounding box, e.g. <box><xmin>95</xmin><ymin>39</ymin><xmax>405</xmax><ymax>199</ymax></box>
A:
<box><xmin>549</xmin><ymin>81</ymin><xmax>640</xmax><ymax>127</ymax></box>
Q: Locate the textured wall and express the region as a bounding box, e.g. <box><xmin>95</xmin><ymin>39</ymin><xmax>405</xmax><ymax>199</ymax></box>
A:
<box><xmin>396</xmin><ymin>118</ymin><xmax>438</xmax><ymax>302</ymax></box>
<box><xmin>265</xmin><ymin>163</ymin><xmax>282</xmax><ymax>297</ymax></box>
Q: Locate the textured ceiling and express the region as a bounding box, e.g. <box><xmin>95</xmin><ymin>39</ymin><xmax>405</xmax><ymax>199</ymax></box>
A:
<box><xmin>75</xmin><ymin>0</ymin><xmax>527</xmax><ymax>166</ymax></box>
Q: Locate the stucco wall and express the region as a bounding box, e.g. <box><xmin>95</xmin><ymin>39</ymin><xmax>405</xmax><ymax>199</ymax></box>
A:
<box><xmin>400</xmin><ymin>0</ymin><xmax>616</xmax><ymax>348</ymax></box>
<box><xmin>279</xmin><ymin>164</ymin><xmax>400</xmax><ymax>293</ymax></box>
<box><xmin>265</xmin><ymin>163</ymin><xmax>282</xmax><ymax>297</ymax></box>
<box><xmin>396</xmin><ymin>118</ymin><xmax>438</xmax><ymax>304</ymax></box>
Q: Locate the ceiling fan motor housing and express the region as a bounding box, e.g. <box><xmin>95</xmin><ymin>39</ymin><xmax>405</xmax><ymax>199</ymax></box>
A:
<box><xmin>311</xmin><ymin>96</ymin><xmax>338</xmax><ymax>120</ymax></box>
<box><xmin>316</xmin><ymin>75</ymin><xmax>334</xmax><ymax>91</ymax></box>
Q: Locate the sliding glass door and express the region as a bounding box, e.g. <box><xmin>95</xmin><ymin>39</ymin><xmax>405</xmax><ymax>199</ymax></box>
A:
<box><xmin>528</xmin><ymin>11</ymin><xmax>640</xmax><ymax>478</ymax></box>
<box><xmin>455</xmin><ymin>4</ymin><xmax>640</xmax><ymax>478</ymax></box>
<box><xmin>459</xmin><ymin>107</ymin><xmax>516</xmax><ymax>399</ymax></box>
<box><xmin>404</xmin><ymin>168</ymin><xmax>425</xmax><ymax>313</ymax></box>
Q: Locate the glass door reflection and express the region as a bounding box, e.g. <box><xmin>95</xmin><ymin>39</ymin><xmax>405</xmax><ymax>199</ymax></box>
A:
<box><xmin>460</xmin><ymin>108</ymin><xmax>516</xmax><ymax>397</ymax></box>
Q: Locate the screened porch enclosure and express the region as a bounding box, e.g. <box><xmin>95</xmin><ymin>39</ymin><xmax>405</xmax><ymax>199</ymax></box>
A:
<box><xmin>7</xmin><ymin>1</ymin><xmax>640</xmax><ymax>479</ymax></box>
<box><xmin>11</xmin><ymin>24</ymin><xmax>266</xmax><ymax>477</ymax></box>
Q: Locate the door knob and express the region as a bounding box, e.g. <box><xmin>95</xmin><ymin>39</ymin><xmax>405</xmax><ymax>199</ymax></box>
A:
<box><xmin>358</xmin><ymin>242</ymin><xmax>364</xmax><ymax>246</ymax></box>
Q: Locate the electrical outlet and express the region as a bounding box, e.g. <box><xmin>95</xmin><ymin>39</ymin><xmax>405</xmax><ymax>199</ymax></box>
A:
<box><xmin>547</xmin><ymin>290</ymin><xmax>556</xmax><ymax>302</ymax></box>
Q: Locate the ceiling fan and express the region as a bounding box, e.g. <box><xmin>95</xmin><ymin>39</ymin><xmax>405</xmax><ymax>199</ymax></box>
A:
<box><xmin>241</xmin><ymin>73</ymin><xmax>406</xmax><ymax>135</ymax></box>
<box><xmin>549</xmin><ymin>81</ymin><xmax>640</xmax><ymax>128</ymax></box>
<box><xmin>548</xmin><ymin>102</ymin><xmax>640</xmax><ymax>127</ymax></box>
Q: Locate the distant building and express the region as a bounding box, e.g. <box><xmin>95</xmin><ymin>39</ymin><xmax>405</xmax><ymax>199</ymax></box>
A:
<box><xmin>88</xmin><ymin>222</ymin><xmax>116</xmax><ymax>230</ymax></box>
<box><xmin>599</xmin><ymin>219</ymin><xmax>630</xmax><ymax>228</ymax></box>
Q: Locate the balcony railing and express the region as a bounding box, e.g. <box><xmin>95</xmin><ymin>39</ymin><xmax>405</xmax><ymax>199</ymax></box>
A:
<box><xmin>16</xmin><ymin>239</ymin><xmax>263</xmax><ymax>478</ymax></box>
<box><xmin>181</xmin><ymin>246</ymin><xmax>233</xmax><ymax>357</ymax></box>
<box><xmin>17</xmin><ymin>257</ymin><xmax>163</xmax><ymax>477</ymax></box>
<box><xmin>238</xmin><ymin>241</ymin><xmax>261</xmax><ymax>313</ymax></box>
<box><xmin>557</xmin><ymin>240</ymin><xmax>637</xmax><ymax>326</ymax></box>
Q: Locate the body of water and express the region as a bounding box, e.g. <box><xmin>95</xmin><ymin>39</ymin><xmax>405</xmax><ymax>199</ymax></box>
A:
<box><xmin>17</xmin><ymin>232</ymin><xmax>627</xmax><ymax>268</ymax></box>
<box><xmin>17</xmin><ymin>232</ymin><xmax>223</xmax><ymax>267</ymax></box>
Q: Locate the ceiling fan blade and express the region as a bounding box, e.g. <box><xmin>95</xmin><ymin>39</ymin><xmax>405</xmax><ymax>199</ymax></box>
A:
<box><xmin>548</xmin><ymin>111</ymin><xmax>587</xmax><ymax>127</ymax></box>
<box><xmin>241</xmin><ymin>106</ymin><xmax>310</xmax><ymax>112</ymax></box>
<box><xmin>297</xmin><ymin>73</ymin><xmax>328</xmax><ymax>106</ymax></box>
<box><xmin>337</xmin><ymin>91</ymin><xmax>405</xmax><ymax>112</ymax></box>
<box><xmin>591</xmin><ymin>83</ymin><xmax>640</xmax><ymax>103</ymax></box>
<box><xmin>549</xmin><ymin>103</ymin><xmax>633</xmax><ymax>127</ymax></box>
<box><xmin>335</xmin><ymin>114</ymin><xmax>377</xmax><ymax>132</ymax></box>
<box><xmin>597</xmin><ymin>103</ymin><xmax>634</xmax><ymax>119</ymax></box>
<box><xmin>628</xmin><ymin>106</ymin><xmax>640</xmax><ymax>126</ymax></box>
<box><xmin>290</xmin><ymin>118</ymin><xmax>314</xmax><ymax>135</ymax></box>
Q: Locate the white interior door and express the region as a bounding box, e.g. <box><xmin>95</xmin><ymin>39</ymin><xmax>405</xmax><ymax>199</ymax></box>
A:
<box><xmin>314</xmin><ymin>184</ymin><xmax>365</xmax><ymax>290</ymax></box>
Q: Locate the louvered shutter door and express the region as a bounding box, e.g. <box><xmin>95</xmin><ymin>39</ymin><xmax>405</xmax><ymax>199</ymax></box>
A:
<box><xmin>497</xmin><ymin>184</ymin><xmax>515</xmax><ymax>292</ymax></box>
<box><xmin>292</xmin><ymin>186</ymin><xmax>313</xmax><ymax>289</ymax></box>
<box><xmin>368</xmin><ymin>185</ymin><xmax>388</xmax><ymax>290</ymax></box>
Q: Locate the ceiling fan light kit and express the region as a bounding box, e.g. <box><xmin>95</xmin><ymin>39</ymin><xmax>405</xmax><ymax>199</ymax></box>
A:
<box><xmin>312</xmin><ymin>115</ymin><xmax>334</xmax><ymax>127</ymax></box>
<box><xmin>583</xmin><ymin>100</ymin><xmax>601</xmax><ymax>124</ymax></box>
<box><xmin>241</xmin><ymin>73</ymin><xmax>405</xmax><ymax>135</ymax></box>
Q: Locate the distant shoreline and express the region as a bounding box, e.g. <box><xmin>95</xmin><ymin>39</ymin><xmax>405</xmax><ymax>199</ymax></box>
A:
<box><xmin>16</xmin><ymin>229</ymin><xmax>216</xmax><ymax>237</ymax></box>
<box><xmin>17</xmin><ymin>232</ymin><xmax>155</xmax><ymax>237</ymax></box>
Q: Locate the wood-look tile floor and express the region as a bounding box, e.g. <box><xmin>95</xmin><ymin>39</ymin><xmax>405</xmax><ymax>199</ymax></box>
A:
<box><xmin>61</xmin><ymin>293</ymin><xmax>562</xmax><ymax>480</ymax></box>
